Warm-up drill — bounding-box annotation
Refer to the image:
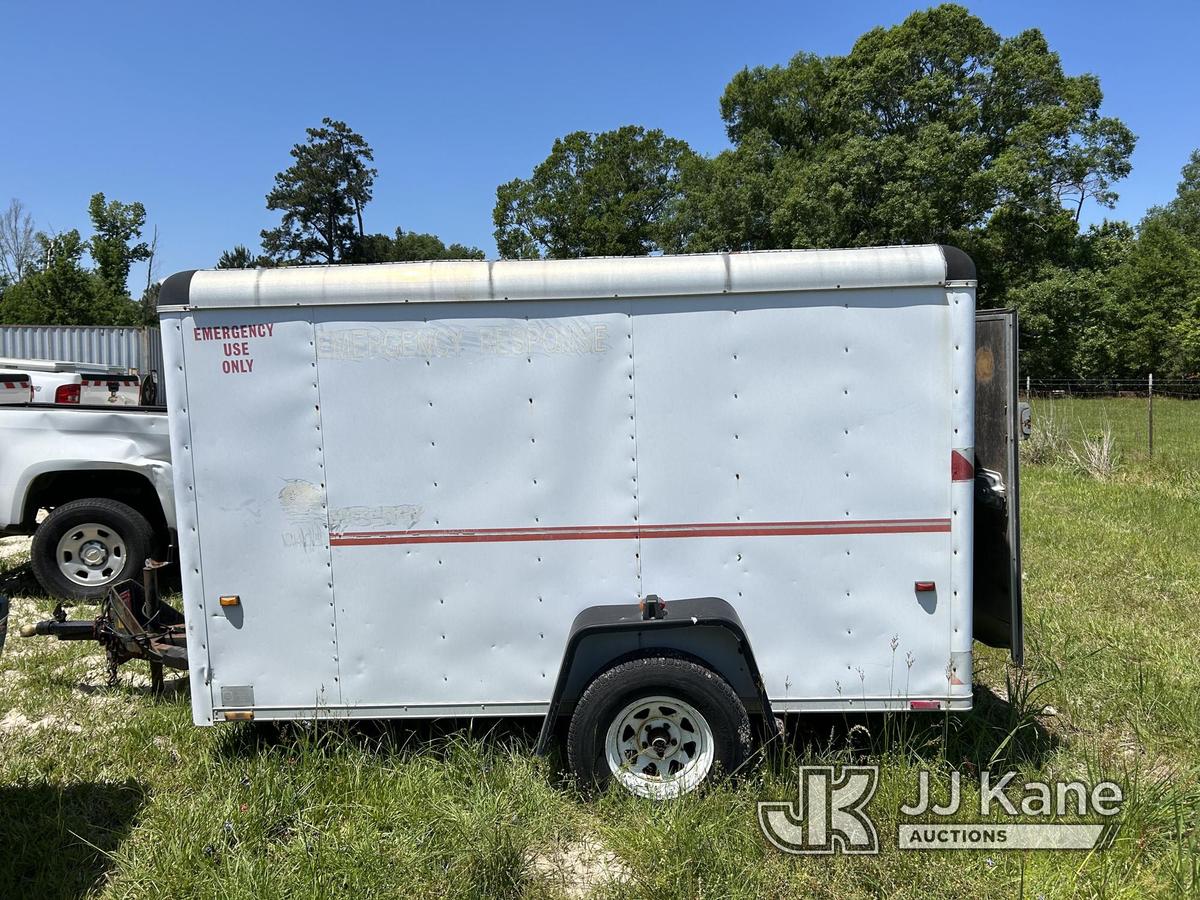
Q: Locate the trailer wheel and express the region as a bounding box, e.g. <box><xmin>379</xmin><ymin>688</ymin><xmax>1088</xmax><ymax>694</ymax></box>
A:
<box><xmin>567</xmin><ymin>656</ymin><xmax>752</xmax><ymax>799</ymax></box>
<box><xmin>31</xmin><ymin>499</ymin><xmax>154</xmax><ymax>601</ymax></box>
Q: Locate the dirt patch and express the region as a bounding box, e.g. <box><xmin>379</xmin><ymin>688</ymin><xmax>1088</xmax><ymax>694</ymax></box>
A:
<box><xmin>0</xmin><ymin>597</ymin><xmax>57</xmax><ymax>659</ymax></box>
<box><xmin>0</xmin><ymin>535</ymin><xmax>32</xmax><ymax>565</ymax></box>
<box><xmin>0</xmin><ymin>708</ymin><xmax>84</xmax><ymax>734</ymax></box>
<box><xmin>4</xmin><ymin>595</ymin><xmax>45</xmax><ymax>622</ymax></box>
<box><xmin>525</xmin><ymin>837</ymin><xmax>632</xmax><ymax>898</ymax></box>
<box><xmin>153</xmin><ymin>734</ymin><xmax>182</xmax><ymax>764</ymax></box>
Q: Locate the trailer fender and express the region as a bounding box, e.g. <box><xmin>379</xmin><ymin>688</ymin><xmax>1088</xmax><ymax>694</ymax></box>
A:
<box><xmin>535</xmin><ymin>596</ymin><xmax>777</xmax><ymax>754</ymax></box>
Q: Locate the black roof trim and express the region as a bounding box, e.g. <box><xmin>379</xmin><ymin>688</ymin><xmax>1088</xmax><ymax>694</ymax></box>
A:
<box><xmin>939</xmin><ymin>245</ymin><xmax>976</xmax><ymax>281</ymax></box>
<box><xmin>158</xmin><ymin>270</ymin><xmax>197</xmax><ymax>308</ymax></box>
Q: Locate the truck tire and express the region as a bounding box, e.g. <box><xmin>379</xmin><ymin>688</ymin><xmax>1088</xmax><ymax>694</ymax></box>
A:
<box><xmin>30</xmin><ymin>498</ymin><xmax>154</xmax><ymax>601</ymax></box>
<box><xmin>567</xmin><ymin>656</ymin><xmax>752</xmax><ymax>799</ymax></box>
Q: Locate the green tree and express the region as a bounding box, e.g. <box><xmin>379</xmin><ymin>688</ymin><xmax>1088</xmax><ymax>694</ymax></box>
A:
<box><xmin>1095</xmin><ymin>155</ymin><xmax>1200</xmax><ymax>376</ymax></box>
<box><xmin>671</xmin><ymin>4</ymin><xmax>1134</xmax><ymax>304</ymax></box>
<box><xmin>1159</xmin><ymin>152</ymin><xmax>1200</xmax><ymax>376</ymax></box>
<box><xmin>1151</xmin><ymin>149</ymin><xmax>1200</xmax><ymax>244</ymax></box>
<box><xmin>87</xmin><ymin>192</ymin><xmax>151</xmax><ymax>297</ymax></box>
<box><xmin>493</xmin><ymin>126</ymin><xmax>696</xmax><ymax>258</ymax></box>
<box><xmin>998</xmin><ymin>222</ymin><xmax>1131</xmax><ymax>378</ymax></box>
<box><xmin>0</xmin><ymin>230</ymin><xmax>140</xmax><ymax>326</ymax></box>
<box><xmin>356</xmin><ymin>228</ymin><xmax>484</xmax><ymax>263</ymax></box>
<box><xmin>1009</xmin><ymin>152</ymin><xmax>1200</xmax><ymax>379</ymax></box>
<box><xmin>261</xmin><ymin>118</ymin><xmax>378</xmax><ymax>264</ymax></box>
<box><xmin>216</xmin><ymin>244</ymin><xmax>275</xmax><ymax>269</ymax></box>
<box><xmin>139</xmin><ymin>282</ymin><xmax>160</xmax><ymax>325</ymax></box>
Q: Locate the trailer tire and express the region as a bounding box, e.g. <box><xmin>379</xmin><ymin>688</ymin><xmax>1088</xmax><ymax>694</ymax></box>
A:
<box><xmin>31</xmin><ymin>499</ymin><xmax>154</xmax><ymax>601</ymax></box>
<box><xmin>567</xmin><ymin>656</ymin><xmax>752</xmax><ymax>799</ymax></box>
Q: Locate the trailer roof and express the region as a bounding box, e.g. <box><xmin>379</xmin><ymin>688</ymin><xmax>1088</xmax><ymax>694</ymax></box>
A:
<box><xmin>159</xmin><ymin>244</ymin><xmax>974</xmax><ymax>311</ymax></box>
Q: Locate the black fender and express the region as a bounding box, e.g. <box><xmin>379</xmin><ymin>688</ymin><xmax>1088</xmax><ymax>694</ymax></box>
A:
<box><xmin>535</xmin><ymin>596</ymin><xmax>778</xmax><ymax>754</ymax></box>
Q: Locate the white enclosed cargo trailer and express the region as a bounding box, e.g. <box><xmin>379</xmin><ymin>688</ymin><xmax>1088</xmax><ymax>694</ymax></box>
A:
<box><xmin>157</xmin><ymin>245</ymin><xmax>1020</xmax><ymax>797</ymax></box>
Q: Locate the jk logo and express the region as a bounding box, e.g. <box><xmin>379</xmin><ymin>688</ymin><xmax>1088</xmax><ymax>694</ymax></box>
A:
<box><xmin>758</xmin><ymin>765</ymin><xmax>879</xmax><ymax>854</ymax></box>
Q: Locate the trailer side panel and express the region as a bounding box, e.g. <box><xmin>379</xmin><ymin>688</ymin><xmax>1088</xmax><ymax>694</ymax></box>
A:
<box><xmin>161</xmin><ymin>247</ymin><xmax>977</xmax><ymax>721</ymax></box>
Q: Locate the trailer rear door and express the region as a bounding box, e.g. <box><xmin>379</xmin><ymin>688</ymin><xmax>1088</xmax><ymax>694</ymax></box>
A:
<box><xmin>973</xmin><ymin>309</ymin><xmax>1023</xmax><ymax>664</ymax></box>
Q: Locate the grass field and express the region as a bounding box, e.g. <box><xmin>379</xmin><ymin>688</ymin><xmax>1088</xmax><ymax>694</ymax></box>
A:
<box><xmin>2</xmin><ymin>398</ymin><xmax>1198</xmax><ymax>898</ymax></box>
<box><xmin>1031</xmin><ymin>395</ymin><xmax>1200</xmax><ymax>472</ymax></box>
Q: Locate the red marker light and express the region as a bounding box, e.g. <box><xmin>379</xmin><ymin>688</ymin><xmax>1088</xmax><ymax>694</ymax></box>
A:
<box><xmin>951</xmin><ymin>450</ymin><xmax>974</xmax><ymax>482</ymax></box>
<box><xmin>915</xmin><ymin>581</ymin><xmax>936</xmax><ymax>592</ymax></box>
<box><xmin>55</xmin><ymin>384</ymin><xmax>80</xmax><ymax>404</ymax></box>
<box><xmin>910</xmin><ymin>700</ymin><xmax>942</xmax><ymax>710</ymax></box>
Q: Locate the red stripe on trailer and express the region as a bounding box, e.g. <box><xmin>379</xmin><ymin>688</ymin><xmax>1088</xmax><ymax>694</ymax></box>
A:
<box><xmin>331</xmin><ymin>517</ymin><xmax>952</xmax><ymax>547</ymax></box>
<box><xmin>951</xmin><ymin>450</ymin><xmax>974</xmax><ymax>482</ymax></box>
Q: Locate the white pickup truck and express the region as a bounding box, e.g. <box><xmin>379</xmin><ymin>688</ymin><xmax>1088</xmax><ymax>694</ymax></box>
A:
<box><xmin>0</xmin><ymin>405</ymin><xmax>174</xmax><ymax>599</ymax></box>
<box><xmin>0</xmin><ymin>357</ymin><xmax>143</xmax><ymax>406</ymax></box>
<box><xmin>0</xmin><ymin>372</ymin><xmax>33</xmax><ymax>405</ymax></box>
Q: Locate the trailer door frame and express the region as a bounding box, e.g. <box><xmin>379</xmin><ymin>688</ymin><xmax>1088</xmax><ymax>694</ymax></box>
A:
<box><xmin>974</xmin><ymin>309</ymin><xmax>1024</xmax><ymax>664</ymax></box>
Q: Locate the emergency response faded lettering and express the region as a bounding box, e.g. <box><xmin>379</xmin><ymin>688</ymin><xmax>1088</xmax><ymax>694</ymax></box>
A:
<box><xmin>319</xmin><ymin>326</ymin><xmax>463</xmax><ymax>361</ymax></box>
<box><xmin>276</xmin><ymin>479</ymin><xmax>423</xmax><ymax>552</ymax></box>
<box><xmin>318</xmin><ymin>321</ymin><xmax>610</xmax><ymax>362</ymax></box>
<box><xmin>193</xmin><ymin>323</ymin><xmax>275</xmax><ymax>374</ymax></box>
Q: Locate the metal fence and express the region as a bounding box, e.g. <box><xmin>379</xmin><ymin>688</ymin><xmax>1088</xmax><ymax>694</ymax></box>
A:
<box><xmin>0</xmin><ymin>325</ymin><xmax>163</xmax><ymax>376</ymax></box>
<box><xmin>1024</xmin><ymin>376</ymin><xmax>1200</xmax><ymax>400</ymax></box>
<box><xmin>1023</xmin><ymin>376</ymin><xmax>1200</xmax><ymax>469</ymax></box>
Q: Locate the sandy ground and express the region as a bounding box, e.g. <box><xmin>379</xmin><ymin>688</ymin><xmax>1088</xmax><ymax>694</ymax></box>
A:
<box><xmin>0</xmin><ymin>534</ymin><xmax>32</xmax><ymax>565</ymax></box>
<box><xmin>0</xmin><ymin>707</ymin><xmax>84</xmax><ymax>734</ymax></box>
<box><xmin>525</xmin><ymin>838</ymin><xmax>632</xmax><ymax>898</ymax></box>
<box><xmin>1</xmin><ymin>534</ymin><xmax>174</xmax><ymax>732</ymax></box>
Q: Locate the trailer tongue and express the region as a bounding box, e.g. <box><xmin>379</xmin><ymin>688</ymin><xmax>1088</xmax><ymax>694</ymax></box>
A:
<box><xmin>20</xmin><ymin>562</ymin><xmax>186</xmax><ymax>692</ymax></box>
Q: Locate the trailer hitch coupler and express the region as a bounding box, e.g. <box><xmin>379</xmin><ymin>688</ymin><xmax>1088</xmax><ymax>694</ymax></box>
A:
<box><xmin>19</xmin><ymin>619</ymin><xmax>97</xmax><ymax>640</ymax></box>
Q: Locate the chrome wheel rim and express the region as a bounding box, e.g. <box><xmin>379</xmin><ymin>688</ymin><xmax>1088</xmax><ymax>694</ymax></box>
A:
<box><xmin>604</xmin><ymin>694</ymin><xmax>714</xmax><ymax>799</ymax></box>
<box><xmin>56</xmin><ymin>523</ymin><xmax>126</xmax><ymax>587</ymax></box>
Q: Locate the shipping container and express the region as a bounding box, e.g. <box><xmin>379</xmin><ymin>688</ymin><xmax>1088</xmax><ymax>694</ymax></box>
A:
<box><xmin>0</xmin><ymin>325</ymin><xmax>163</xmax><ymax>381</ymax></box>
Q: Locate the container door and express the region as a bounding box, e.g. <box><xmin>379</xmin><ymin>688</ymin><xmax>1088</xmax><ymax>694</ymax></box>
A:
<box><xmin>974</xmin><ymin>309</ymin><xmax>1024</xmax><ymax>664</ymax></box>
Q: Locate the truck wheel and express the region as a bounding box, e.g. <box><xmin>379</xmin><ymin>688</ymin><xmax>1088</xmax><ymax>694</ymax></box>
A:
<box><xmin>567</xmin><ymin>656</ymin><xmax>752</xmax><ymax>799</ymax></box>
<box><xmin>30</xmin><ymin>499</ymin><xmax>154</xmax><ymax>601</ymax></box>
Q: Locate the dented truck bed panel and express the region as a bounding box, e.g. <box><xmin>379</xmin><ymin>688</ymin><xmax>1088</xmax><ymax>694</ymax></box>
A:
<box><xmin>159</xmin><ymin>246</ymin><xmax>977</xmax><ymax>724</ymax></box>
<box><xmin>0</xmin><ymin>405</ymin><xmax>174</xmax><ymax>534</ymax></box>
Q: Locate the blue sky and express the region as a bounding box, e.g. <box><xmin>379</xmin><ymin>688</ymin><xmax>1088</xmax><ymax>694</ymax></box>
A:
<box><xmin>3</xmin><ymin>1</ymin><xmax>1198</xmax><ymax>290</ymax></box>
